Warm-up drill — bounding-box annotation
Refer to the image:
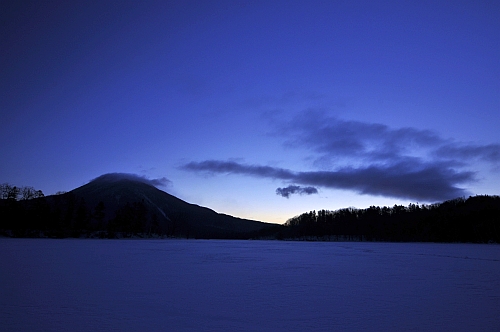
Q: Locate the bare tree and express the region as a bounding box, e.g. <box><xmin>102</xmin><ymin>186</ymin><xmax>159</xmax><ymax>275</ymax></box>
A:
<box><xmin>1</xmin><ymin>184</ymin><xmax>44</xmax><ymax>201</ymax></box>
<box><xmin>21</xmin><ymin>186</ymin><xmax>36</xmax><ymax>200</ymax></box>
<box><xmin>0</xmin><ymin>183</ymin><xmax>9</xmax><ymax>199</ymax></box>
<box><xmin>0</xmin><ymin>184</ymin><xmax>20</xmax><ymax>200</ymax></box>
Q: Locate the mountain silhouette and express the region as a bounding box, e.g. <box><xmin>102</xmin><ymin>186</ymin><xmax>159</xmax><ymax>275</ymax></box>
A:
<box><xmin>0</xmin><ymin>173</ymin><xmax>276</xmax><ymax>238</ymax></box>
<box><xmin>66</xmin><ymin>173</ymin><xmax>273</xmax><ymax>238</ymax></box>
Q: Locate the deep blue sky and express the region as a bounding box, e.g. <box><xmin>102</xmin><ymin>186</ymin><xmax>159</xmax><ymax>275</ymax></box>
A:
<box><xmin>1</xmin><ymin>0</ymin><xmax>499</xmax><ymax>223</ymax></box>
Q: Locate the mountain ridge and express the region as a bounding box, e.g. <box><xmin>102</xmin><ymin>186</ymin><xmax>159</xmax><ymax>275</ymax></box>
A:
<box><xmin>0</xmin><ymin>173</ymin><xmax>277</xmax><ymax>238</ymax></box>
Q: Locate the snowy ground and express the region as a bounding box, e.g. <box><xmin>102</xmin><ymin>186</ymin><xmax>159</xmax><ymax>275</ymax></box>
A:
<box><xmin>1</xmin><ymin>239</ymin><xmax>499</xmax><ymax>331</ymax></box>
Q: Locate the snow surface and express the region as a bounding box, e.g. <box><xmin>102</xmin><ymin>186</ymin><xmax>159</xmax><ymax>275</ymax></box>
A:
<box><xmin>1</xmin><ymin>239</ymin><xmax>499</xmax><ymax>331</ymax></box>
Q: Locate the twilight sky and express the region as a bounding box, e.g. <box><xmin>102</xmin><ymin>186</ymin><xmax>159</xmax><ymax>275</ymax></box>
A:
<box><xmin>1</xmin><ymin>0</ymin><xmax>499</xmax><ymax>223</ymax></box>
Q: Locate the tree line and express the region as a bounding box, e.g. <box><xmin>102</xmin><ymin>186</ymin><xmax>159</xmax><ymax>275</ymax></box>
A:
<box><xmin>278</xmin><ymin>195</ymin><xmax>500</xmax><ymax>243</ymax></box>
<box><xmin>0</xmin><ymin>183</ymin><xmax>45</xmax><ymax>201</ymax></box>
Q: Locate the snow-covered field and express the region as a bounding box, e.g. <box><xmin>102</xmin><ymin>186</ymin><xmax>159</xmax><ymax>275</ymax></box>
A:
<box><xmin>1</xmin><ymin>238</ymin><xmax>499</xmax><ymax>331</ymax></box>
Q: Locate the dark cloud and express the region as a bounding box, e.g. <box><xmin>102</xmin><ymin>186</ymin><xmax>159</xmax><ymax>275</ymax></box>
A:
<box><xmin>275</xmin><ymin>111</ymin><xmax>500</xmax><ymax>169</ymax></box>
<box><xmin>294</xmin><ymin>162</ymin><xmax>473</xmax><ymax>201</ymax></box>
<box><xmin>91</xmin><ymin>173</ymin><xmax>171</xmax><ymax>188</ymax></box>
<box><xmin>181</xmin><ymin>160</ymin><xmax>473</xmax><ymax>201</ymax></box>
<box><xmin>276</xmin><ymin>110</ymin><xmax>446</xmax><ymax>164</ymax></box>
<box><xmin>182</xmin><ymin>111</ymin><xmax>497</xmax><ymax>202</ymax></box>
<box><xmin>182</xmin><ymin>160</ymin><xmax>294</xmax><ymax>178</ymax></box>
<box><xmin>435</xmin><ymin>143</ymin><xmax>500</xmax><ymax>163</ymax></box>
<box><xmin>276</xmin><ymin>185</ymin><xmax>319</xmax><ymax>198</ymax></box>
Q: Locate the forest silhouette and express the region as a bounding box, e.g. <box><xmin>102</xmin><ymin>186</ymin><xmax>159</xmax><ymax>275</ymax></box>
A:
<box><xmin>276</xmin><ymin>196</ymin><xmax>500</xmax><ymax>243</ymax></box>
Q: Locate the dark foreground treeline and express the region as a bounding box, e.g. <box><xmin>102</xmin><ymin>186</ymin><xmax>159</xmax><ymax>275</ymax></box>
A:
<box><xmin>276</xmin><ymin>195</ymin><xmax>500</xmax><ymax>243</ymax></box>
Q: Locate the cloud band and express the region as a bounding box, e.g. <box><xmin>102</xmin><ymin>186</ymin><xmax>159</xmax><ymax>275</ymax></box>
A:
<box><xmin>181</xmin><ymin>160</ymin><xmax>473</xmax><ymax>201</ymax></box>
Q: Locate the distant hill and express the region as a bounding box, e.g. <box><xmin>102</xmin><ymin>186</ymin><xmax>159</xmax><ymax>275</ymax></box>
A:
<box><xmin>0</xmin><ymin>174</ymin><xmax>277</xmax><ymax>239</ymax></box>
